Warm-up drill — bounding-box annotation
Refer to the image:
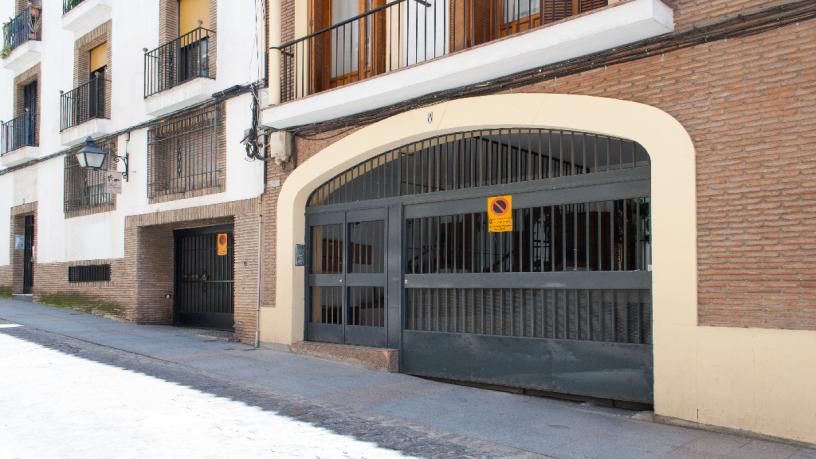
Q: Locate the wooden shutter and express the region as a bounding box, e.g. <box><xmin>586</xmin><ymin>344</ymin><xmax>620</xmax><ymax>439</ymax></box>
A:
<box><xmin>579</xmin><ymin>0</ymin><xmax>608</xmax><ymax>13</ymax></box>
<box><xmin>309</xmin><ymin>0</ymin><xmax>332</xmax><ymax>93</ymax></box>
<box><xmin>450</xmin><ymin>0</ymin><xmax>494</xmax><ymax>52</ymax></box>
<box><xmin>541</xmin><ymin>0</ymin><xmax>572</xmax><ymax>24</ymax></box>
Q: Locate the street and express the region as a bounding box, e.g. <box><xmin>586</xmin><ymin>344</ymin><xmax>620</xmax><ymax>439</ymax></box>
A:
<box><xmin>0</xmin><ymin>300</ymin><xmax>814</xmax><ymax>459</ymax></box>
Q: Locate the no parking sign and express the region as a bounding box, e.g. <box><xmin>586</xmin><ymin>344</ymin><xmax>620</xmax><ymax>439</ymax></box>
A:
<box><xmin>487</xmin><ymin>195</ymin><xmax>512</xmax><ymax>233</ymax></box>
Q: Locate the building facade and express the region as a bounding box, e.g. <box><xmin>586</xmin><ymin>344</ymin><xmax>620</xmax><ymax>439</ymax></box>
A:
<box><xmin>2</xmin><ymin>0</ymin><xmax>815</xmax><ymax>447</ymax></box>
<box><xmin>0</xmin><ymin>0</ymin><xmax>268</xmax><ymax>342</ymax></box>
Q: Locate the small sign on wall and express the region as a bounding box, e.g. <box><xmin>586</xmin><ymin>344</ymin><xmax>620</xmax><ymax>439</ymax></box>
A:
<box><xmin>487</xmin><ymin>195</ymin><xmax>513</xmax><ymax>233</ymax></box>
<box><xmin>105</xmin><ymin>172</ymin><xmax>123</xmax><ymax>194</ymax></box>
<box><xmin>216</xmin><ymin>233</ymin><xmax>228</xmax><ymax>256</ymax></box>
<box><xmin>14</xmin><ymin>235</ymin><xmax>24</xmax><ymax>250</ymax></box>
<box><xmin>295</xmin><ymin>244</ymin><xmax>305</xmax><ymax>267</ymax></box>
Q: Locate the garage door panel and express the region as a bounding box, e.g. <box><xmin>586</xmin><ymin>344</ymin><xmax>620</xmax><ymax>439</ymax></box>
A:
<box><xmin>405</xmin><ymin>272</ymin><xmax>651</xmax><ymax>290</ymax></box>
<box><xmin>307</xmin><ymin>323</ymin><xmax>345</xmax><ymax>344</ymax></box>
<box><xmin>404</xmin><ymin>175</ymin><xmax>650</xmax><ymax>219</ymax></box>
<box><xmin>402</xmin><ymin>330</ymin><xmax>653</xmax><ymax>403</ymax></box>
<box><xmin>305</xmin><ymin>128</ymin><xmax>653</xmax><ymax>403</ymax></box>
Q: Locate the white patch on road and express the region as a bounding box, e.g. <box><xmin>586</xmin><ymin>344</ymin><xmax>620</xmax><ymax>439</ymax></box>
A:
<box><xmin>0</xmin><ymin>323</ymin><xmax>21</xmax><ymax>328</ymax></box>
<box><xmin>0</xmin><ymin>333</ymin><xmax>411</xmax><ymax>459</ymax></box>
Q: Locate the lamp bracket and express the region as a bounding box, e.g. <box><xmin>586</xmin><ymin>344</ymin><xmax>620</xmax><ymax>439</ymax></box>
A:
<box><xmin>112</xmin><ymin>153</ymin><xmax>129</xmax><ymax>182</ymax></box>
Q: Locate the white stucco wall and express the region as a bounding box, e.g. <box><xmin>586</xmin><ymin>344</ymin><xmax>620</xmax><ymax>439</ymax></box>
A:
<box><xmin>0</xmin><ymin>0</ymin><xmax>267</xmax><ymax>265</ymax></box>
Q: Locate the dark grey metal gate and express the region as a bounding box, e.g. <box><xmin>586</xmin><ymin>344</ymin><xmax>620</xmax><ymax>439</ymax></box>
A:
<box><xmin>23</xmin><ymin>215</ymin><xmax>34</xmax><ymax>294</ymax></box>
<box><xmin>306</xmin><ymin>129</ymin><xmax>653</xmax><ymax>403</ymax></box>
<box><xmin>174</xmin><ymin>226</ymin><xmax>234</xmax><ymax>330</ymax></box>
<box><xmin>307</xmin><ymin>208</ymin><xmax>389</xmax><ymax>347</ymax></box>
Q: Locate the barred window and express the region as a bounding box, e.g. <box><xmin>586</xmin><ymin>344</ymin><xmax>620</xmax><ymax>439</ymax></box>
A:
<box><xmin>68</xmin><ymin>264</ymin><xmax>111</xmax><ymax>283</ymax></box>
<box><xmin>147</xmin><ymin>105</ymin><xmax>223</xmax><ymax>199</ymax></box>
<box><xmin>64</xmin><ymin>137</ymin><xmax>116</xmax><ymax>213</ymax></box>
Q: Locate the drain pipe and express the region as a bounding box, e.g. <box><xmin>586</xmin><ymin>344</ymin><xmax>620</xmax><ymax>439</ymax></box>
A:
<box><xmin>255</xmin><ymin>216</ymin><xmax>263</xmax><ymax>348</ymax></box>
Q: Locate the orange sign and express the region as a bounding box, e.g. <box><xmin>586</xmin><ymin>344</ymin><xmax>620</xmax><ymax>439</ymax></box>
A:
<box><xmin>216</xmin><ymin>233</ymin><xmax>228</xmax><ymax>256</ymax></box>
<box><xmin>487</xmin><ymin>195</ymin><xmax>513</xmax><ymax>233</ymax></box>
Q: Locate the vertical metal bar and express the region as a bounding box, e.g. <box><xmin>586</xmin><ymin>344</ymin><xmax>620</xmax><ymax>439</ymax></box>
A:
<box><xmin>609</xmin><ymin>200</ymin><xmax>615</xmax><ymax>271</ymax></box>
<box><xmin>623</xmin><ymin>199</ymin><xmax>629</xmax><ymax>270</ymax></box>
<box><xmin>636</xmin><ymin>197</ymin><xmax>642</xmax><ymax>271</ymax></box>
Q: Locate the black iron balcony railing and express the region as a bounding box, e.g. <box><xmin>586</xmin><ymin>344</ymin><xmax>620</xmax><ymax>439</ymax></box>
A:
<box><xmin>1</xmin><ymin>111</ymin><xmax>37</xmax><ymax>155</ymax></box>
<box><xmin>144</xmin><ymin>27</ymin><xmax>215</xmax><ymax>98</ymax></box>
<box><xmin>61</xmin><ymin>73</ymin><xmax>110</xmax><ymax>131</ymax></box>
<box><xmin>63</xmin><ymin>0</ymin><xmax>86</xmax><ymax>14</ymax></box>
<box><xmin>272</xmin><ymin>0</ymin><xmax>607</xmax><ymax>103</ymax></box>
<box><xmin>2</xmin><ymin>6</ymin><xmax>42</xmax><ymax>56</ymax></box>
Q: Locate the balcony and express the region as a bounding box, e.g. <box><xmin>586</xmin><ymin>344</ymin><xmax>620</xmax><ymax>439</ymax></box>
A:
<box><xmin>63</xmin><ymin>0</ymin><xmax>86</xmax><ymax>14</ymax></box>
<box><xmin>0</xmin><ymin>112</ymin><xmax>38</xmax><ymax>167</ymax></box>
<box><xmin>263</xmin><ymin>0</ymin><xmax>673</xmax><ymax>128</ymax></box>
<box><xmin>2</xmin><ymin>6</ymin><xmax>42</xmax><ymax>74</ymax></box>
<box><xmin>60</xmin><ymin>73</ymin><xmax>113</xmax><ymax>146</ymax></box>
<box><xmin>62</xmin><ymin>0</ymin><xmax>112</xmax><ymax>37</ymax></box>
<box><xmin>144</xmin><ymin>27</ymin><xmax>216</xmax><ymax>116</ymax></box>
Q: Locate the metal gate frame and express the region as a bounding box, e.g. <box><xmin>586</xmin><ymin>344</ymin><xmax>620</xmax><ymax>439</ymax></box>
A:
<box><xmin>305</xmin><ymin>207</ymin><xmax>396</xmax><ymax>347</ymax></box>
<box><xmin>304</xmin><ymin>129</ymin><xmax>654</xmax><ymax>403</ymax></box>
<box><xmin>173</xmin><ymin>225</ymin><xmax>234</xmax><ymax>330</ymax></box>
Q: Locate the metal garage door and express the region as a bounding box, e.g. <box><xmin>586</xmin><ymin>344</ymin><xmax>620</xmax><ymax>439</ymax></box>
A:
<box><xmin>174</xmin><ymin>226</ymin><xmax>234</xmax><ymax>330</ymax></box>
<box><xmin>305</xmin><ymin>129</ymin><xmax>652</xmax><ymax>403</ymax></box>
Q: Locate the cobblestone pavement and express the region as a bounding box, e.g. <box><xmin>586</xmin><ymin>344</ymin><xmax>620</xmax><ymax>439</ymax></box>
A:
<box><xmin>1</xmin><ymin>300</ymin><xmax>815</xmax><ymax>459</ymax></box>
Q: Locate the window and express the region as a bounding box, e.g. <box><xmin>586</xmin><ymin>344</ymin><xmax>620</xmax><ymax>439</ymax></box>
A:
<box><xmin>147</xmin><ymin>105</ymin><xmax>223</xmax><ymax>199</ymax></box>
<box><xmin>64</xmin><ymin>137</ymin><xmax>116</xmax><ymax>213</ymax></box>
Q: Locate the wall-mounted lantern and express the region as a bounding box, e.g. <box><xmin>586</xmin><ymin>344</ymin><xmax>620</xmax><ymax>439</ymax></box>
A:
<box><xmin>76</xmin><ymin>136</ymin><xmax>129</xmax><ymax>181</ymax></box>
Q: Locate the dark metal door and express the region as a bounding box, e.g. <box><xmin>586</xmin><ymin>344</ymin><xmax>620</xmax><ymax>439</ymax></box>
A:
<box><xmin>174</xmin><ymin>226</ymin><xmax>234</xmax><ymax>330</ymax></box>
<box><xmin>304</xmin><ymin>128</ymin><xmax>653</xmax><ymax>403</ymax></box>
<box><xmin>23</xmin><ymin>215</ymin><xmax>34</xmax><ymax>294</ymax></box>
<box><xmin>401</xmin><ymin>177</ymin><xmax>653</xmax><ymax>404</ymax></box>
<box><xmin>306</xmin><ymin>208</ymin><xmax>388</xmax><ymax>347</ymax></box>
<box><xmin>22</xmin><ymin>81</ymin><xmax>36</xmax><ymax>146</ymax></box>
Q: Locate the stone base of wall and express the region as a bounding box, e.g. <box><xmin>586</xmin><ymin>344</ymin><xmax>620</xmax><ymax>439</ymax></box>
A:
<box><xmin>290</xmin><ymin>341</ymin><xmax>400</xmax><ymax>373</ymax></box>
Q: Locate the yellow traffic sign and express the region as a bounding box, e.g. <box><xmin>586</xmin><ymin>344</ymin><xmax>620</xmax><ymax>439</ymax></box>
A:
<box><xmin>487</xmin><ymin>195</ymin><xmax>512</xmax><ymax>233</ymax></box>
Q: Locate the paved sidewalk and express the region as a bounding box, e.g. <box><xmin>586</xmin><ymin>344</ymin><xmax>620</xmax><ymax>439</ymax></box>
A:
<box><xmin>1</xmin><ymin>299</ymin><xmax>814</xmax><ymax>459</ymax></box>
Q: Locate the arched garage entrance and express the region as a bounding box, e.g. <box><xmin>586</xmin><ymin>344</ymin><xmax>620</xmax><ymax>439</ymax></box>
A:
<box><xmin>305</xmin><ymin>128</ymin><xmax>653</xmax><ymax>403</ymax></box>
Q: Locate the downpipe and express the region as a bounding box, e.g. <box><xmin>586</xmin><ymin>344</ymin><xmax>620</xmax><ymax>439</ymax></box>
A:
<box><xmin>255</xmin><ymin>217</ymin><xmax>263</xmax><ymax>348</ymax></box>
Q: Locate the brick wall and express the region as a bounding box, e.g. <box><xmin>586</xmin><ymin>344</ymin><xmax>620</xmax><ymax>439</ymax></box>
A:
<box><xmin>0</xmin><ymin>265</ymin><xmax>12</xmax><ymax>291</ymax></box>
<box><xmin>262</xmin><ymin>17</ymin><xmax>816</xmax><ymax>331</ymax></box>
<box><xmin>72</xmin><ymin>21</ymin><xmax>112</xmax><ymax>119</ymax></box>
<box><xmin>123</xmin><ymin>198</ymin><xmax>261</xmax><ymax>343</ymax></box>
<box><xmin>8</xmin><ymin>202</ymin><xmax>36</xmax><ymax>295</ymax></box>
<box><xmin>33</xmin><ymin>258</ymin><xmax>128</xmax><ymax>308</ymax></box>
<box><xmin>22</xmin><ymin>198</ymin><xmax>260</xmax><ymax>343</ymax></box>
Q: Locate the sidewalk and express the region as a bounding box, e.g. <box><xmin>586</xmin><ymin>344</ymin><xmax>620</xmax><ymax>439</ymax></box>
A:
<box><xmin>1</xmin><ymin>299</ymin><xmax>814</xmax><ymax>459</ymax></box>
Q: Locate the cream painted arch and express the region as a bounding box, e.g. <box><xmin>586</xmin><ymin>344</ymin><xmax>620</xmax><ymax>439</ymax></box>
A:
<box><xmin>261</xmin><ymin>93</ymin><xmax>816</xmax><ymax>445</ymax></box>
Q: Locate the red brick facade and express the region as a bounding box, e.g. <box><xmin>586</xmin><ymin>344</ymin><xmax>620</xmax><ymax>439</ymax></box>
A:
<box><xmin>265</xmin><ymin>2</ymin><xmax>816</xmax><ymax>331</ymax></box>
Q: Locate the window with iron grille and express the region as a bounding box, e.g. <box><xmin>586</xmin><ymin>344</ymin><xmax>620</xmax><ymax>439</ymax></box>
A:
<box><xmin>64</xmin><ymin>137</ymin><xmax>116</xmax><ymax>213</ymax></box>
<box><xmin>68</xmin><ymin>264</ymin><xmax>111</xmax><ymax>283</ymax></box>
<box><xmin>147</xmin><ymin>105</ymin><xmax>223</xmax><ymax>199</ymax></box>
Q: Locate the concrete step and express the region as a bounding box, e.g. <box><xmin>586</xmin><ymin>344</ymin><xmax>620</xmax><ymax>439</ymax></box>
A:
<box><xmin>12</xmin><ymin>294</ymin><xmax>33</xmax><ymax>303</ymax></box>
<box><xmin>290</xmin><ymin>341</ymin><xmax>399</xmax><ymax>372</ymax></box>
